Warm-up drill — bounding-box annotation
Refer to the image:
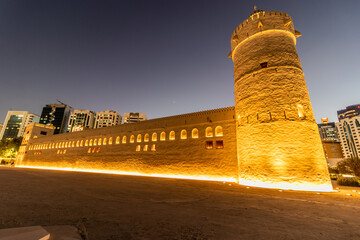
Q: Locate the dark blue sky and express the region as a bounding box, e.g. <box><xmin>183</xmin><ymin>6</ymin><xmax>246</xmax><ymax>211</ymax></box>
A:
<box><xmin>0</xmin><ymin>0</ymin><xmax>359</xmax><ymax>123</ymax></box>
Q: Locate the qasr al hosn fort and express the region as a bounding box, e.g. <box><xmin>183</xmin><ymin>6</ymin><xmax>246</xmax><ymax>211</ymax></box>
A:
<box><xmin>16</xmin><ymin>8</ymin><xmax>333</xmax><ymax>192</ymax></box>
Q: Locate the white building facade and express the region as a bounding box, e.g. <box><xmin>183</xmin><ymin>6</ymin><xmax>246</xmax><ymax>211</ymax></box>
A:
<box><xmin>123</xmin><ymin>112</ymin><xmax>147</xmax><ymax>124</ymax></box>
<box><xmin>0</xmin><ymin>111</ymin><xmax>40</xmax><ymax>140</ymax></box>
<box><xmin>336</xmin><ymin>116</ymin><xmax>360</xmax><ymax>159</ymax></box>
<box><xmin>67</xmin><ymin>110</ymin><xmax>96</xmax><ymax>132</ymax></box>
<box><xmin>94</xmin><ymin>110</ymin><xmax>121</xmax><ymax>128</ymax></box>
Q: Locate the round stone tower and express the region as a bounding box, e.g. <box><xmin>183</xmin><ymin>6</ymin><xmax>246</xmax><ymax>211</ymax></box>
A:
<box><xmin>230</xmin><ymin>8</ymin><xmax>332</xmax><ymax>191</ymax></box>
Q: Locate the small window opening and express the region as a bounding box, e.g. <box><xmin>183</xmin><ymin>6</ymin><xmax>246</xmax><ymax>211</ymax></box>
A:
<box><xmin>152</xmin><ymin>133</ymin><xmax>157</xmax><ymax>141</ymax></box>
<box><xmin>297</xmin><ymin>104</ymin><xmax>305</xmax><ymax>118</ymax></box>
<box><xmin>205</xmin><ymin>141</ymin><xmax>213</xmax><ymax>150</ymax></box>
<box><xmin>160</xmin><ymin>132</ymin><xmax>166</xmax><ymax>141</ymax></box>
<box><xmin>169</xmin><ymin>131</ymin><xmax>175</xmax><ymax>140</ymax></box>
<box><xmin>192</xmin><ymin>128</ymin><xmax>199</xmax><ymax>138</ymax></box>
<box><xmin>144</xmin><ymin>134</ymin><xmax>149</xmax><ymax>142</ymax></box>
<box><xmin>205</xmin><ymin>127</ymin><xmax>213</xmax><ymax>137</ymax></box>
<box><xmin>216</xmin><ymin>140</ymin><xmax>224</xmax><ymax>149</ymax></box>
<box><xmin>215</xmin><ymin>126</ymin><xmax>223</xmax><ymax>137</ymax></box>
<box><xmin>181</xmin><ymin>130</ymin><xmax>187</xmax><ymax>139</ymax></box>
<box><xmin>260</xmin><ymin>62</ymin><xmax>268</xmax><ymax>68</ymax></box>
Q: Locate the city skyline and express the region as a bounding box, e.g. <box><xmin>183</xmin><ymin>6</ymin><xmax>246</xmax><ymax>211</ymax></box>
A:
<box><xmin>0</xmin><ymin>0</ymin><xmax>359</xmax><ymax>123</ymax></box>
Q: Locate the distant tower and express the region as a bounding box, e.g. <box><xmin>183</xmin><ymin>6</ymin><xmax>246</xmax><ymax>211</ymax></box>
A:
<box><xmin>229</xmin><ymin>8</ymin><xmax>332</xmax><ymax>191</ymax></box>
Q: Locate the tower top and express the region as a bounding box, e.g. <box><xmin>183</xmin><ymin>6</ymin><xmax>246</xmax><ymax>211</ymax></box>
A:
<box><xmin>250</xmin><ymin>5</ymin><xmax>263</xmax><ymax>17</ymax></box>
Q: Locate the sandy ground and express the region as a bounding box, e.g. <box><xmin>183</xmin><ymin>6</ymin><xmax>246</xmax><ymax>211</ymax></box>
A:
<box><xmin>0</xmin><ymin>167</ymin><xmax>359</xmax><ymax>240</ymax></box>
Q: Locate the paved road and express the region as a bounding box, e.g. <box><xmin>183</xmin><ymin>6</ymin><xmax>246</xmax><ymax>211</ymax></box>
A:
<box><xmin>0</xmin><ymin>167</ymin><xmax>359</xmax><ymax>240</ymax></box>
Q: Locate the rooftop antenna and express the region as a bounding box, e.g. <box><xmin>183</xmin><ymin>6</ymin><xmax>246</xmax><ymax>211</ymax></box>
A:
<box><xmin>57</xmin><ymin>99</ymin><xmax>66</xmax><ymax>105</ymax></box>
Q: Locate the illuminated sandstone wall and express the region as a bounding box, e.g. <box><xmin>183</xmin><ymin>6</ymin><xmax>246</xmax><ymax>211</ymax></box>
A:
<box><xmin>19</xmin><ymin>107</ymin><xmax>238</xmax><ymax>182</ymax></box>
<box><xmin>230</xmin><ymin>10</ymin><xmax>332</xmax><ymax>191</ymax></box>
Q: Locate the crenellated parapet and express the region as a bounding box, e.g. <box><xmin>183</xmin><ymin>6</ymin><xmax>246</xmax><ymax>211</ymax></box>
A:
<box><xmin>229</xmin><ymin>9</ymin><xmax>301</xmax><ymax>57</ymax></box>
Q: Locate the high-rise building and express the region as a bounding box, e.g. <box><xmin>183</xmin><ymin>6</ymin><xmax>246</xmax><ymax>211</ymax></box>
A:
<box><xmin>318</xmin><ymin>118</ymin><xmax>339</xmax><ymax>141</ymax></box>
<box><xmin>40</xmin><ymin>104</ymin><xmax>73</xmax><ymax>134</ymax></box>
<box><xmin>337</xmin><ymin>104</ymin><xmax>360</xmax><ymax>121</ymax></box>
<box><xmin>123</xmin><ymin>112</ymin><xmax>147</xmax><ymax>124</ymax></box>
<box><xmin>94</xmin><ymin>110</ymin><xmax>121</xmax><ymax>128</ymax></box>
<box><xmin>0</xmin><ymin>111</ymin><xmax>40</xmax><ymax>140</ymax></box>
<box><xmin>336</xmin><ymin>104</ymin><xmax>360</xmax><ymax>159</ymax></box>
<box><xmin>67</xmin><ymin>110</ymin><xmax>96</xmax><ymax>132</ymax></box>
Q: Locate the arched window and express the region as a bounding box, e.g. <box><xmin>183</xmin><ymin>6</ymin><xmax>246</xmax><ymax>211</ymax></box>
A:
<box><xmin>98</xmin><ymin>138</ymin><xmax>102</xmax><ymax>145</ymax></box>
<box><xmin>65</xmin><ymin>142</ymin><xmax>68</xmax><ymax>148</ymax></box>
<box><xmin>97</xmin><ymin>147</ymin><xmax>100</xmax><ymax>153</ymax></box>
<box><xmin>92</xmin><ymin>148</ymin><xmax>96</xmax><ymax>153</ymax></box>
<box><xmin>89</xmin><ymin>139</ymin><xmax>93</xmax><ymax>146</ymax></box>
<box><xmin>215</xmin><ymin>126</ymin><xmax>223</xmax><ymax>137</ymax></box>
<box><xmin>152</xmin><ymin>133</ymin><xmax>157</xmax><ymax>141</ymax></box>
<box><xmin>88</xmin><ymin>148</ymin><xmax>91</xmax><ymax>153</ymax></box>
<box><xmin>192</xmin><ymin>128</ymin><xmax>199</xmax><ymax>138</ymax></box>
<box><xmin>297</xmin><ymin>104</ymin><xmax>305</xmax><ymax>118</ymax></box>
<box><xmin>76</xmin><ymin>140</ymin><xmax>80</xmax><ymax>147</ymax></box>
<box><xmin>94</xmin><ymin>139</ymin><xmax>97</xmax><ymax>146</ymax></box>
<box><xmin>151</xmin><ymin>144</ymin><xmax>156</xmax><ymax>151</ymax></box>
<box><xmin>144</xmin><ymin>133</ymin><xmax>149</xmax><ymax>142</ymax></box>
<box><xmin>85</xmin><ymin>140</ymin><xmax>88</xmax><ymax>146</ymax></box>
<box><xmin>137</xmin><ymin>134</ymin><xmax>142</xmax><ymax>143</ymax></box>
<box><xmin>116</xmin><ymin>136</ymin><xmax>120</xmax><ymax>144</ymax></box>
<box><xmin>72</xmin><ymin>141</ymin><xmax>75</xmax><ymax>147</ymax></box>
<box><xmin>122</xmin><ymin>136</ymin><xmax>127</xmax><ymax>144</ymax></box>
<box><xmin>143</xmin><ymin>145</ymin><xmax>148</xmax><ymax>151</ymax></box>
<box><xmin>205</xmin><ymin>127</ymin><xmax>213</xmax><ymax>137</ymax></box>
<box><xmin>80</xmin><ymin>140</ymin><xmax>83</xmax><ymax>147</ymax></box>
<box><xmin>181</xmin><ymin>130</ymin><xmax>187</xmax><ymax>139</ymax></box>
<box><xmin>136</xmin><ymin>145</ymin><xmax>141</xmax><ymax>151</ymax></box>
<box><xmin>130</xmin><ymin>135</ymin><xmax>135</xmax><ymax>143</ymax></box>
<box><xmin>169</xmin><ymin>131</ymin><xmax>175</xmax><ymax>140</ymax></box>
<box><xmin>103</xmin><ymin>138</ymin><xmax>107</xmax><ymax>145</ymax></box>
<box><xmin>109</xmin><ymin>137</ymin><xmax>113</xmax><ymax>145</ymax></box>
<box><xmin>160</xmin><ymin>132</ymin><xmax>166</xmax><ymax>141</ymax></box>
<box><xmin>55</xmin><ymin>143</ymin><xmax>58</xmax><ymax>148</ymax></box>
<box><xmin>69</xmin><ymin>141</ymin><xmax>71</xmax><ymax>147</ymax></box>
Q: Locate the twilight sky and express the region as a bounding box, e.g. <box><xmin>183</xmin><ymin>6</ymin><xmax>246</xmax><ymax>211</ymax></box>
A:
<box><xmin>0</xmin><ymin>0</ymin><xmax>359</xmax><ymax>123</ymax></box>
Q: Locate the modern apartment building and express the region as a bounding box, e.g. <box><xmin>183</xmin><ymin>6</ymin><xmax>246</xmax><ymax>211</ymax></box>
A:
<box><xmin>318</xmin><ymin>118</ymin><xmax>339</xmax><ymax>141</ymax></box>
<box><xmin>40</xmin><ymin>104</ymin><xmax>73</xmax><ymax>134</ymax></box>
<box><xmin>0</xmin><ymin>111</ymin><xmax>40</xmax><ymax>140</ymax></box>
<box><xmin>336</xmin><ymin>104</ymin><xmax>360</xmax><ymax>159</ymax></box>
<box><xmin>67</xmin><ymin>110</ymin><xmax>96</xmax><ymax>132</ymax></box>
<box><xmin>94</xmin><ymin>110</ymin><xmax>121</xmax><ymax>128</ymax></box>
<box><xmin>123</xmin><ymin>112</ymin><xmax>147</xmax><ymax>124</ymax></box>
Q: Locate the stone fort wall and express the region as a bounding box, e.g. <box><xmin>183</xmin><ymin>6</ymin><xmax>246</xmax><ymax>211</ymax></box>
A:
<box><xmin>231</xmin><ymin>9</ymin><xmax>332</xmax><ymax>191</ymax></box>
<box><xmin>18</xmin><ymin>107</ymin><xmax>238</xmax><ymax>182</ymax></box>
